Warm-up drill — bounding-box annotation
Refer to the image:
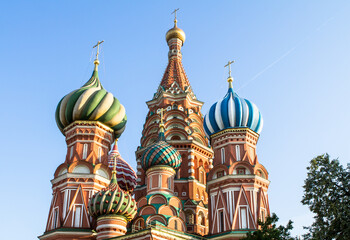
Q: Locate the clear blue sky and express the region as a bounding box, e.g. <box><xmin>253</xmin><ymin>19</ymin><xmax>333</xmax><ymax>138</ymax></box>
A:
<box><xmin>0</xmin><ymin>1</ymin><xmax>349</xmax><ymax>239</ymax></box>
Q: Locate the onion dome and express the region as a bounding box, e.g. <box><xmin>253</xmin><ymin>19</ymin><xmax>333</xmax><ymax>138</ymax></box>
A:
<box><xmin>166</xmin><ymin>18</ymin><xmax>186</xmax><ymax>44</ymax></box>
<box><xmin>108</xmin><ymin>140</ymin><xmax>137</xmax><ymax>192</ymax></box>
<box><xmin>141</xmin><ymin>120</ymin><xmax>182</xmax><ymax>171</ymax></box>
<box><xmin>55</xmin><ymin>60</ymin><xmax>127</xmax><ymax>139</ymax></box>
<box><xmin>203</xmin><ymin>75</ymin><xmax>263</xmax><ymax>137</ymax></box>
<box><xmin>88</xmin><ymin>164</ymin><xmax>137</xmax><ymax>221</ymax></box>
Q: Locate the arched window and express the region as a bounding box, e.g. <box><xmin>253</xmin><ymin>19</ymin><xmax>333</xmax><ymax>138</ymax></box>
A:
<box><xmin>236</xmin><ymin>145</ymin><xmax>241</xmax><ymax>161</ymax></box>
<box><xmin>221</xmin><ymin>148</ymin><xmax>225</xmax><ymax>164</ymax></box>
<box><xmin>159</xmin><ymin>175</ymin><xmax>162</xmax><ymax>188</ymax></box>
<box><xmin>185</xmin><ymin>211</ymin><xmax>194</xmax><ymax>224</ymax></box>
<box><xmin>70</xmin><ymin>146</ymin><xmax>73</xmax><ymax>159</ymax></box>
<box><xmin>174</xmin><ymin>220</ymin><xmax>178</xmax><ymax>230</ymax></box>
<box><xmin>168</xmin><ymin>177</ymin><xmax>171</xmax><ymax>189</ymax></box>
<box><xmin>171</xmin><ymin>135</ymin><xmax>181</xmax><ymax>140</ymax></box>
<box><xmin>98</xmin><ymin>147</ymin><xmax>102</xmax><ymax>162</ymax></box>
<box><xmin>199</xmin><ymin>170</ymin><xmax>205</xmax><ymax>184</ymax></box>
<box><xmin>82</xmin><ymin>144</ymin><xmax>88</xmax><ymax>159</ymax></box>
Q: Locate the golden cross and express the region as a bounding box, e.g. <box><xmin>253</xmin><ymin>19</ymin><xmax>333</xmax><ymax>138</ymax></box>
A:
<box><xmin>224</xmin><ymin>60</ymin><xmax>235</xmax><ymax>78</ymax></box>
<box><xmin>158</xmin><ymin>108</ymin><xmax>166</xmax><ymax>124</ymax></box>
<box><xmin>93</xmin><ymin>40</ymin><xmax>104</xmax><ymax>60</ymax></box>
<box><xmin>172</xmin><ymin>8</ymin><xmax>180</xmax><ymax>24</ymax></box>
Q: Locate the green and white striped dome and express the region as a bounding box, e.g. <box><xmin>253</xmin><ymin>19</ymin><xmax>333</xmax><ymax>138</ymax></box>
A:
<box><xmin>55</xmin><ymin>65</ymin><xmax>127</xmax><ymax>138</ymax></box>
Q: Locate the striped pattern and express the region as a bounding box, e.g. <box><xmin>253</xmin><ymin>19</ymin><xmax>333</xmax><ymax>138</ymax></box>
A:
<box><xmin>55</xmin><ymin>69</ymin><xmax>127</xmax><ymax>138</ymax></box>
<box><xmin>108</xmin><ymin>143</ymin><xmax>137</xmax><ymax>192</ymax></box>
<box><xmin>203</xmin><ymin>86</ymin><xmax>263</xmax><ymax>136</ymax></box>
<box><xmin>141</xmin><ymin>133</ymin><xmax>182</xmax><ymax>171</ymax></box>
<box><xmin>88</xmin><ymin>174</ymin><xmax>137</xmax><ymax>221</ymax></box>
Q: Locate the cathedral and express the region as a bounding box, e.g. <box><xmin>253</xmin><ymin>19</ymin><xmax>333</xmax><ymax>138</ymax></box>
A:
<box><xmin>39</xmin><ymin>16</ymin><xmax>270</xmax><ymax>240</ymax></box>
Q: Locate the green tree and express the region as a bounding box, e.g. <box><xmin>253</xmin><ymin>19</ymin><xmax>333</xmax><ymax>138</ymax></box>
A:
<box><xmin>242</xmin><ymin>213</ymin><xmax>297</xmax><ymax>240</ymax></box>
<box><xmin>302</xmin><ymin>154</ymin><xmax>350</xmax><ymax>240</ymax></box>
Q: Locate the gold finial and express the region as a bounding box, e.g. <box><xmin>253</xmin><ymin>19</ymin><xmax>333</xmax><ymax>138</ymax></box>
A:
<box><xmin>93</xmin><ymin>40</ymin><xmax>104</xmax><ymax>70</ymax></box>
<box><xmin>158</xmin><ymin>108</ymin><xmax>166</xmax><ymax>132</ymax></box>
<box><xmin>224</xmin><ymin>60</ymin><xmax>235</xmax><ymax>87</ymax></box>
<box><xmin>172</xmin><ymin>8</ymin><xmax>180</xmax><ymax>27</ymax></box>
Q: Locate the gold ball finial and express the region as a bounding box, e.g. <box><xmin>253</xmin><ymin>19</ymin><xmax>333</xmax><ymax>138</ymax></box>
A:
<box><xmin>166</xmin><ymin>8</ymin><xmax>186</xmax><ymax>44</ymax></box>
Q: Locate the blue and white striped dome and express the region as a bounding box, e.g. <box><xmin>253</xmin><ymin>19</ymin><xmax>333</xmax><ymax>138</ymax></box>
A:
<box><xmin>203</xmin><ymin>85</ymin><xmax>263</xmax><ymax>136</ymax></box>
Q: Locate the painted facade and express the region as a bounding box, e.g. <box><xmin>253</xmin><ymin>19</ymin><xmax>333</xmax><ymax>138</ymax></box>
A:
<box><xmin>39</xmin><ymin>17</ymin><xmax>270</xmax><ymax>240</ymax></box>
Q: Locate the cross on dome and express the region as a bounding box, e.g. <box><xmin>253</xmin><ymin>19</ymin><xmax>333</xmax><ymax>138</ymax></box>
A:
<box><xmin>172</xmin><ymin>8</ymin><xmax>180</xmax><ymax>26</ymax></box>
<box><xmin>93</xmin><ymin>40</ymin><xmax>104</xmax><ymax>69</ymax></box>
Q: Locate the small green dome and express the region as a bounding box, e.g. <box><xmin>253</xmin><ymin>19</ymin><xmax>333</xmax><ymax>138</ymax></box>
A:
<box><xmin>88</xmin><ymin>173</ymin><xmax>137</xmax><ymax>221</ymax></box>
<box><xmin>141</xmin><ymin>131</ymin><xmax>182</xmax><ymax>171</ymax></box>
<box><xmin>55</xmin><ymin>65</ymin><xmax>127</xmax><ymax>138</ymax></box>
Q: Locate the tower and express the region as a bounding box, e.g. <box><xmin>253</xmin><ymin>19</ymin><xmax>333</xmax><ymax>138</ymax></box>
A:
<box><xmin>40</xmin><ymin>45</ymin><xmax>129</xmax><ymax>240</ymax></box>
<box><xmin>204</xmin><ymin>64</ymin><xmax>270</xmax><ymax>239</ymax></box>
<box><xmin>133</xmin><ymin>16</ymin><xmax>213</xmax><ymax>236</ymax></box>
<box><xmin>88</xmin><ymin>150</ymin><xmax>137</xmax><ymax>240</ymax></box>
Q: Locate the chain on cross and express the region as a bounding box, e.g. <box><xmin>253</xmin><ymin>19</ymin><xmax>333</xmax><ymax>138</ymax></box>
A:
<box><xmin>93</xmin><ymin>40</ymin><xmax>104</xmax><ymax>60</ymax></box>
<box><xmin>172</xmin><ymin>8</ymin><xmax>180</xmax><ymax>25</ymax></box>
<box><xmin>224</xmin><ymin>60</ymin><xmax>235</xmax><ymax>78</ymax></box>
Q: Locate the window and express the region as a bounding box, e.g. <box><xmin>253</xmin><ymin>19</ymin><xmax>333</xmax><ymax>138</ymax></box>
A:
<box><xmin>73</xmin><ymin>206</ymin><xmax>82</xmax><ymax>228</ymax></box>
<box><xmin>171</xmin><ymin>135</ymin><xmax>181</xmax><ymax>140</ymax></box>
<box><xmin>70</xmin><ymin>147</ymin><xmax>73</xmax><ymax>159</ymax></box>
<box><xmin>168</xmin><ymin>177</ymin><xmax>171</xmax><ymax>189</ymax></box>
<box><xmin>52</xmin><ymin>208</ymin><xmax>59</xmax><ymax>229</ymax></box>
<box><xmin>237</xmin><ymin>168</ymin><xmax>246</xmax><ymax>175</ymax></box>
<box><xmin>260</xmin><ymin>209</ymin><xmax>266</xmax><ymax>222</ymax></box>
<box><xmin>219</xmin><ymin>210</ymin><xmax>224</xmax><ymax>232</ymax></box>
<box><xmin>82</xmin><ymin>144</ymin><xmax>88</xmax><ymax>159</ymax></box>
<box><xmin>159</xmin><ymin>175</ymin><xmax>162</xmax><ymax>188</ymax></box>
<box><xmin>236</xmin><ymin>145</ymin><xmax>241</xmax><ymax>161</ymax></box>
<box><xmin>174</xmin><ymin>220</ymin><xmax>178</xmax><ymax>230</ymax></box>
<box><xmin>182</xmin><ymin>192</ymin><xmax>187</xmax><ymax>196</ymax></box>
<box><xmin>98</xmin><ymin>147</ymin><xmax>102</xmax><ymax>162</ymax></box>
<box><xmin>199</xmin><ymin>171</ymin><xmax>205</xmax><ymax>184</ymax></box>
<box><xmin>217</xmin><ymin>170</ymin><xmax>225</xmax><ymax>178</ymax></box>
<box><xmin>221</xmin><ymin>148</ymin><xmax>225</xmax><ymax>164</ymax></box>
<box><xmin>240</xmin><ymin>208</ymin><xmax>248</xmax><ymax>229</ymax></box>
<box><xmin>149</xmin><ymin>176</ymin><xmax>152</xmax><ymax>189</ymax></box>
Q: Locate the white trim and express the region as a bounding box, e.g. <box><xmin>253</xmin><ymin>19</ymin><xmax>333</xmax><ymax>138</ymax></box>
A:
<box><xmin>67</xmin><ymin>140</ymin><xmax>109</xmax><ymax>149</ymax></box>
<box><xmin>188</xmin><ymin>162</ymin><xmax>194</xmax><ymax>166</ymax></box>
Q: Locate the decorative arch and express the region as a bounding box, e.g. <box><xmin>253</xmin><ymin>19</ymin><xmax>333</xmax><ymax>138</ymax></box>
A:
<box><xmin>169</xmin><ymin>196</ymin><xmax>182</xmax><ymax>209</ymax></box>
<box><xmin>54</xmin><ymin>163</ymin><xmax>68</xmax><ymax>178</ymax></box>
<box><xmin>168</xmin><ymin>217</ymin><xmax>186</xmax><ymax>231</ymax></box>
<box><xmin>198</xmin><ymin>166</ymin><xmax>206</xmax><ymax>184</ymax></box>
<box><xmin>137</xmin><ymin>197</ymin><xmax>147</xmax><ymax>208</ymax></box>
<box><xmin>229</xmin><ymin>161</ymin><xmax>254</xmax><ymax>175</ymax></box>
<box><xmin>68</xmin><ymin>161</ymin><xmax>93</xmax><ymax>174</ymax></box>
<box><xmin>197</xmin><ymin>210</ymin><xmax>206</xmax><ymax>226</ymax></box>
<box><xmin>207</xmin><ymin>165</ymin><xmax>229</xmax><ymax>181</ymax></box>
<box><xmin>146</xmin><ymin>214</ymin><xmax>167</xmax><ymax>227</ymax></box>
<box><xmin>132</xmin><ymin>217</ymin><xmax>145</xmax><ymax>232</ymax></box>
<box><xmin>184</xmin><ymin>209</ymin><xmax>195</xmax><ymax>224</ymax></box>
<box><xmin>158</xmin><ymin>205</ymin><xmax>177</xmax><ymax>216</ymax></box>
<box><xmin>93</xmin><ymin>163</ymin><xmax>111</xmax><ymax>179</ymax></box>
<box><xmin>149</xmin><ymin>194</ymin><xmax>167</xmax><ymax>205</ymax></box>
<box><xmin>139</xmin><ymin>205</ymin><xmax>157</xmax><ymax>216</ymax></box>
<box><xmin>254</xmin><ymin>163</ymin><xmax>269</xmax><ymax>180</ymax></box>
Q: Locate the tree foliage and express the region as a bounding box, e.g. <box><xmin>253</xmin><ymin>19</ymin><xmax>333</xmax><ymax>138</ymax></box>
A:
<box><xmin>302</xmin><ymin>154</ymin><xmax>350</xmax><ymax>240</ymax></box>
<box><xmin>242</xmin><ymin>213</ymin><xmax>297</xmax><ymax>240</ymax></box>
